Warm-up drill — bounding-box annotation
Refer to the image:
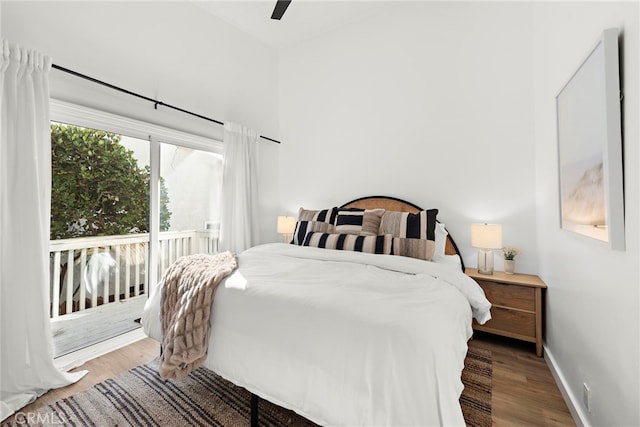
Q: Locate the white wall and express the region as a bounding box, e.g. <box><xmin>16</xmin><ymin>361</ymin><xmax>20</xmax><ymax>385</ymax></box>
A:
<box><xmin>278</xmin><ymin>2</ymin><xmax>537</xmax><ymax>272</ymax></box>
<box><xmin>2</xmin><ymin>1</ymin><xmax>281</xmax><ymax>243</ymax></box>
<box><xmin>532</xmin><ymin>2</ymin><xmax>639</xmax><ymax>426</ymax></box>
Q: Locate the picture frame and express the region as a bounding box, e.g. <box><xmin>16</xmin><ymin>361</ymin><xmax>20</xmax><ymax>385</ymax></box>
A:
<box><xmin>556</xmin><ymin>28</ymin><xmax>625</xmax><ymax>250</ymax></box>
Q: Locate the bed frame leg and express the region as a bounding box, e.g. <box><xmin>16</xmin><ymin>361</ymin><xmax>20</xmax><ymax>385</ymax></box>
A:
<box><xmin>250</xmin><ymin>393</ymin><xmax>259</xmax><ymax>427</ymax></box>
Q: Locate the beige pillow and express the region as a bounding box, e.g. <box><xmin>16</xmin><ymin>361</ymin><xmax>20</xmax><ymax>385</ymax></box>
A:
<box><xmin>390</xmin><ymin>237</ymin><xmax>436</xmax><ymax>261</ymax></box>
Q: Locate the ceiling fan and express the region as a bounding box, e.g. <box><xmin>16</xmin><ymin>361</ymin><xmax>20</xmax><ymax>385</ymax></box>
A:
<box><xmin>271</xmin><ymin>0</ymin><xmax>292</xmax><ymax>20</ymax></box>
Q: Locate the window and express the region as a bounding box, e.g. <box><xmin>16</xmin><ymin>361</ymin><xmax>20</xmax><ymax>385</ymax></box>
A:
<box><xmin>159</xmin><ymin>142</ymin><xmax>223</xmax><ymax>273</ymax></box>
<box><xmin>49</xmin><ymin>100</ymin><xmax>223</xmax><ymax>356</ymax></box>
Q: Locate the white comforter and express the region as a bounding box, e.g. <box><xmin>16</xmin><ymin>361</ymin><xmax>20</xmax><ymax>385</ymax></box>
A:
<box><xmin>142</xmin><ymin>243</ymin><xmax>491</xmax><ymax>426</ymax></box>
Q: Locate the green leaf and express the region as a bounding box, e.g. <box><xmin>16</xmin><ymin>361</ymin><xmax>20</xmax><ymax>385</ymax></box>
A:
<box><xmin>50</xmin><ymin>123</ymin><xmax>171</xmax><ymax>239</ymax></box>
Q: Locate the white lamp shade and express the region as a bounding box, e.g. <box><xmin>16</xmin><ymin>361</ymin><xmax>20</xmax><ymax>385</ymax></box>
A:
<box><xmin>277</xmin><ymin>216</ymin><xmax>296</xmax><ymax>234</ymax></box>
<box><xmin>471</xmin><ymin>223</ymin><xmax>503</xmax><ymax>249</ymax></box>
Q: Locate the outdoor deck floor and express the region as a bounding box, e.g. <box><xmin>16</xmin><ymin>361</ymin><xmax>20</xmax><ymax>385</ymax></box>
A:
<box><xmin>51</xmin><ymin>296</ymin><xmax>147</xmax><ymax>358</ymax></box>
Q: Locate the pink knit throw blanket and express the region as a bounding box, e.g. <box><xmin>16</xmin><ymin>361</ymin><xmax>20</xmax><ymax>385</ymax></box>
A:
<box><xmin>159</xmin><ymin>251</ymin><xmax>237</xmax><ymax>380</ymax></box>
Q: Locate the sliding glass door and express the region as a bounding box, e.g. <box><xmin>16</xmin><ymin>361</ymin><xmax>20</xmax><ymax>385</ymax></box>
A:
<box><xmin>157</xmin><ymin>142</ymin><xmax>222</xmax><ymax>275</ymax></box>
<box><xmin>49</xmin><ymin>101</ymin><xmax>222</xmax><ymax>357</ymax></box>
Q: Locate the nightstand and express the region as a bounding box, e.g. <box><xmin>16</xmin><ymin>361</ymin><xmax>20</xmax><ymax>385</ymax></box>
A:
<box><xmin>466</xmin><ymin>268</ymin><xmax>547</xmax><ymax>357</ymax></box>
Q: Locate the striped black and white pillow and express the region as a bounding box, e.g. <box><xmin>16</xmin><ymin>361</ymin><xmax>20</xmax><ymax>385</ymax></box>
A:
<box><xmin>297</xmin><ymin>206</ymin><xmax>338</xmax><ymax>224</ymax></box>
<box><xmin>302</xmin><ymin>232</ymin><xmax>392</xmax><ymax>255</ymax></box>
<box><xmin>380</xmin><ymin>209</ymin><xmax>439</xmax><ymax>240</ymax></box>
<box><xmin>291</xmin><ymin>221</ymin><xmax>334</xmax><ymax>245</ymax></box>
<box><xmin>334</xmin><ymin>208</ymin><xmax>384</xmax><ymax>236</ymax></box>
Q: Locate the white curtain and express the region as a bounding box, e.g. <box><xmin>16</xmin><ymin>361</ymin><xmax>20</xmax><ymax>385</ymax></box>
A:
<box><xmin>0</xmin><ymin>40</ymin><xmax>86</xmax><ymax>421</ymax></box>
<box><xmin>219</xmin><ymin>122</ymin><xmax>260</xmax><ymax>253</ymax></box>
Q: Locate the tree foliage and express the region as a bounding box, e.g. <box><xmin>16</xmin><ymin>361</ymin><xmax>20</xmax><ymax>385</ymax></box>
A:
<box><xmin>51</xmin><ymin>123</ymin><xmax>171</xmax><ymax>240</ymax></box>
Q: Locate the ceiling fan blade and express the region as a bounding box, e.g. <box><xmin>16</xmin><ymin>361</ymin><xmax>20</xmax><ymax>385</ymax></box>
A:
<box><xmin>271</xmin><ymin>0</ymin><xmax>291</xmax><ymax>20</ymax></box>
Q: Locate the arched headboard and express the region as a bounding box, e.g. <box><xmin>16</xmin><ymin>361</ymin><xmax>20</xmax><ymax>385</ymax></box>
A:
<box><xmin>340</xmin><ymin>196</ymin><xmax>465</xmax><ymax>270</ymax></box>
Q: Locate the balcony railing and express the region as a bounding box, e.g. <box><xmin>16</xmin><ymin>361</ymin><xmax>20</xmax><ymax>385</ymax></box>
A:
<box><xmin>49</xmin><ymin>230</ymin><xmax>219</xmax><ymax>318</ymax></box>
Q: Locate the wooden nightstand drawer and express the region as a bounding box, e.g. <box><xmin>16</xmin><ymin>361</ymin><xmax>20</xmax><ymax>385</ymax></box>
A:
<box><xmin>476</xmin><ymin>280</ymin><xmax>535</xmax><ymax>311</ymax></box>
<box><xmin>479</xmin><ymin>306</ymin><xmax>536</xmax><ymax>338</ymax></box>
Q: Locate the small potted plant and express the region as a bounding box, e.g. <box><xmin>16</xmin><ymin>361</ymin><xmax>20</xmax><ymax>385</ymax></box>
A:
<box><xmin>502</xmin><ymin>246</ymin><xmax>519</xmax><ymax>274</ymax></box>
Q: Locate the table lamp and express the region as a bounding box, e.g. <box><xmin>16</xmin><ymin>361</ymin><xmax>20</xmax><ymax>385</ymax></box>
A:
<box><xmin>277</xmin><ymin>216</ymin><xmax>296</xmax><ymax>243</ymax></box>
<box><xmin>471</xmin><ymin>223</ymin><xmax>503</xmax><ymax>275</ymax></box>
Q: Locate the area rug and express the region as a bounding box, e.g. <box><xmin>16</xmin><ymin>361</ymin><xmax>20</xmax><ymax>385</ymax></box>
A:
<box><xmin>4</xmin><ymin>348</ymin><xmax>491</xmax><ymax>427</ymax></box>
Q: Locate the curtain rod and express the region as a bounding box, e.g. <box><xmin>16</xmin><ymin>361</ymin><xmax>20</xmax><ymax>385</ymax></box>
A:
<box><xmin>51</xmin><ymin>64</ymin><xmax>281</xmax><ymax>144</ymax></box>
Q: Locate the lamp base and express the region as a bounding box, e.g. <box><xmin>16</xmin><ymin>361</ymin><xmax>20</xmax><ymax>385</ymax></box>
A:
<box><xmin>280</xmin><ymin>233</ymin><xmax>292</xmax><ymax>244</ymax></box>
<box><xmin>477</xmin><ymin>249</ymin><xmax>494</xmax><ymax>275</ymax></box>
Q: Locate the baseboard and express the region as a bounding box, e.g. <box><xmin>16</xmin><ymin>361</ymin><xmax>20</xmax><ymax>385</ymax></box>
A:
<box><xmin>544</xmin><ymin>345</ymin><xmax>590</xmax><ymax>427</ymax></box>
<box><xmin>54</xmin><ymin>328</ymin><xmax>147</xmax><ymax>372</ymax></box>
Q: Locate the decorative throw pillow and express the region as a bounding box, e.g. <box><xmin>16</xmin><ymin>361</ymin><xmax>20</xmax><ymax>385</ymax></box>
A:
<box><xmin>302</xmin><ymin>232</ymin><xmax>392</xmax><ymax>255</ymax></box>
<box><xmin>379</xmin><ymin>209</ymin><xmax>439</xmax><ymax>240</ymax></box>
<box><xmin>334</xmin><ymin>208</ymin><xmax>384</xmax><ymax>236</ymax></box>
<box><xmin>390</xmin><ymin>237</ymin><xmax>436</xmax><ymax>261</ymax></box>
<box><xmin>291</xmin><ymin>221</ymin><xmax>334</xmax><ymax>245</ymax></box>
<box><xmin>297</xmin><ymin>206</ymin><xmax>338</xmax><ymax>224</ymax></box>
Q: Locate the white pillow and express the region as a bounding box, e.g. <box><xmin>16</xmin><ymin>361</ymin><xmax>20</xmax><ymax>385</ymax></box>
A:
<box><xmin>435</xmin><ymin>222</ymin><xmax>448</xmax><ymax>257</ymax></box>
<box><xmin>431</xmin><ymin>254</ymin><xmax>462</xmax><ymax>271</ymax></box>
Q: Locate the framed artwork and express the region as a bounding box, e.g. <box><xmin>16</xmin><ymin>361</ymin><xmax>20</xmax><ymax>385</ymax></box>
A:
<box><xmin>556</xmin><ymin>28</ymin><xmax>625</xmax><ymax>250</ymax></box>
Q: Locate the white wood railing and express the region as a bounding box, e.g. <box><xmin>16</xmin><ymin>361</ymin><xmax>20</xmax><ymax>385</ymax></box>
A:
<box><xmin>49</xmin><ymin>230</ymin><xmax>219</xmax><ymax>318</ymax></box>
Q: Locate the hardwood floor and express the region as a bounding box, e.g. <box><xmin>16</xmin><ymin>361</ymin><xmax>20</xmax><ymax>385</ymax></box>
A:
<box><xmin>469</xmin><ymin>332</ymin><xmax>575</xmax><ymax>426</ymax></box>
<box><xmin>8</xmin><ymin>333</ymin><xmax>574</xmax><ymax>426</ymax></box>
<box><xmin>12</xmin><ymin>337</ymin><xmax>160</xmax><ymax>419</ymax></box>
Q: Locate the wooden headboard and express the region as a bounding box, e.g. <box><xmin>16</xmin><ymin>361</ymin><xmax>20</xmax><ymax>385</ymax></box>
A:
<box><xmin>340</xmin><ymin>196</ymin><xmax>465</xmax><ymax>270</ymax></box>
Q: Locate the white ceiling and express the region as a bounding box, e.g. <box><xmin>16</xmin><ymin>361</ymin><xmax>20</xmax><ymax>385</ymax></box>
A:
<box><xmin>191</xmin><ymin>1</ymin><xmax>395</xmax><ymax>49</ymax></box>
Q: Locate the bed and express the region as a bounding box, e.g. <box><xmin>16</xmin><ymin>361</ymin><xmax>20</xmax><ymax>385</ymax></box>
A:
<box><xmin>142</xmin><ymin>196</ymin><xmax>491</xmax><ymax>426</ymax></box>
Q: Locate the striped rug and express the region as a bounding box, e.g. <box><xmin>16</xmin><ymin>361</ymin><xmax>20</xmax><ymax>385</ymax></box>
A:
<box><xmin>6</xmin><ymin>348</ymin><xmax>491</xmax><ymax>426</ymax></box>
